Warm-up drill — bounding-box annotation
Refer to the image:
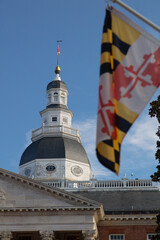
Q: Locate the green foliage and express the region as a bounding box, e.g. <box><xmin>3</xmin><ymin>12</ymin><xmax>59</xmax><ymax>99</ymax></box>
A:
<box><xmin>149</xmin><ymin>95</ymin><xmax>160</xmax><ymax>123</ymax></box>
<box><xmin>149</xmin><ymin>95</ymin><xmax>160</xmax><ymax>240</ymax></box>
<box><xmin>149</xmin><ymin>95</ymin><xmax>160</xmax><ymax>182</ymax></box>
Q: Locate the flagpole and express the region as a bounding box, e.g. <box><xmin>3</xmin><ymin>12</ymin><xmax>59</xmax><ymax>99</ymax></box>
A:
<box><xmin>110</xmin><ymin>0</ymin><xmax>160</xmax><ymax>32</ymax></box>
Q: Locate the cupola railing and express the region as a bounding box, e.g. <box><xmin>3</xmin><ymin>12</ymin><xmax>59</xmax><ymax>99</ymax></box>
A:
<box><xmin>32</xmin><ymin>125</ymin><xmax>81</xmax><ymax>142</ymax></box>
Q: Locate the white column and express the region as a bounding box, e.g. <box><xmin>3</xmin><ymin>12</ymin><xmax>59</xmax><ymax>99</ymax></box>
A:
<box><xmin>0</xmin><ymin>232</ymin><xmax>12</xmax><ymax>240</ymax></box>
<box><xmin>40</xmin><ymin>231</ymin><xmax>55</xmax><ymax>240</ymax></box>
<box><xmin>82</xmin><ymin>230</ymin><xmax>98</xmax><ymax>240</ymax></box>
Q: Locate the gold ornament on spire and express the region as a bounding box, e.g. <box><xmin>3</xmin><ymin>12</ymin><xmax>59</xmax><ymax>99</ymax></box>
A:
<box><xmin>55</xmin><ymin>65</ymin><xmax>61</xmax><ymax>74</ymax></box>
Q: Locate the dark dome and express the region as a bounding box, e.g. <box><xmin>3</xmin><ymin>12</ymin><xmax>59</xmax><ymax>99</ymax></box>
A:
<box><xmin>19</xmin><ymin>137</ymin><xmax>90</xmax><ymax>166</ymax></box>
<box><xmin>47</xmin><ymin>80</ymin><xmax>68</xmax><ymax>91</ymax></box>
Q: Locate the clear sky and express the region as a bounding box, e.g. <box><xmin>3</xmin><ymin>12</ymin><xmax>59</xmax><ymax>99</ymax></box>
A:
<box><xmin>0</xmin><ymin>0</ymin><xmax>160</xmax><ymax>181</ymax></box>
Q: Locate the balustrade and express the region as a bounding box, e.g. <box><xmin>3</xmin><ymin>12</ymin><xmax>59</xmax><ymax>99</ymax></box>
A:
<box><xmin>32</xmin><ymin>125</ymin><xmax>80</xmax><ymax>141</ymax></box>
<box><xmin>44</xmin><ymin>178</ymin><xmax>158</xmax><ymax>192</ymax></box>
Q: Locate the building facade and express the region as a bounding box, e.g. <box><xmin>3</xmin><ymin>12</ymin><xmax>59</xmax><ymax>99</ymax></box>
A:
<box><xmin>0</xmin><ymin>64</ymin><xmax>160</xmax><ymax>240</ymax></box>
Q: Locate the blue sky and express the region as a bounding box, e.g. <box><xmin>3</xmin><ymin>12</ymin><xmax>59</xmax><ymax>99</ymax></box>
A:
<box><xmin>0</xmin><ymin>0</ymin><xmax>160</xmax><ymax>180</ymax></box>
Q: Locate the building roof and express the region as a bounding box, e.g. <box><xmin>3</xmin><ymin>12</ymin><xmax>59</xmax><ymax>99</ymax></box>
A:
<box><xmin>47</xmin><ymin>80</ymin><xmax>68</xmax><ymax>91</ymax></box>
<box><xmin>20</xmin><ymin>137</ymin><xmax>90</xmax><ymax>166</ymax></box>
<box><xmin>74</xmin><ymin>190</ymin><xmax>160</xmax><ymax>214</ymax></box>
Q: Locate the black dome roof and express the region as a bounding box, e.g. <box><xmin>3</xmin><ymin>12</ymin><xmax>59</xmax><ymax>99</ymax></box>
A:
<box><xmin>47</xmin><ymin>80</ymin><xmax>67</xmax><ymax>91</ymax></box>
<box><xmin>19</xmin><ymin>137</ymin><xmax>90</xmax><ymax>166</ymax></box>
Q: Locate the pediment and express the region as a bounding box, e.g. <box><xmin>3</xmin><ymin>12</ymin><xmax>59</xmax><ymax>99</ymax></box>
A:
<box><xmin>0</xmin><ymin>168</ymin><xmax>100</xmax><ymax>211</ymax></box>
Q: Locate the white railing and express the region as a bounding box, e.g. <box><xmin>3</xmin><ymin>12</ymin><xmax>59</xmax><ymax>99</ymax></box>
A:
<box><xmin>32</xmin><ymin>125</ymin><xmax>80</xmax><ymax>141</ymax></box>
<box><xmin>44</xmin><ymin>178</ymin><xmax>159</xmax><ymax>192</ymax></box>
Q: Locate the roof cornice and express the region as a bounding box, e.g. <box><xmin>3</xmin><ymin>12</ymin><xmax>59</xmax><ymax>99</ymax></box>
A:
<box><xmin>0</xmin><ymin>206</ymin><xmax>99</xmax><ymax>213</ymax></box>
<box><xmin>0</xmin><ymin>168</ymin><xmax>101</xmax><ymax>208</ymax></box>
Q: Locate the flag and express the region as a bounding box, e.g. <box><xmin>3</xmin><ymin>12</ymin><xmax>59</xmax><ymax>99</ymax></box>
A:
<box><xmin>57</xmin><ymin>44</ymin><xmax>60</xmax><ymax>55</ymax></box>
<box><xmin>96</xmin><ymin>6</ymin><xmax>160</xmax><ymax>175</ymax></box>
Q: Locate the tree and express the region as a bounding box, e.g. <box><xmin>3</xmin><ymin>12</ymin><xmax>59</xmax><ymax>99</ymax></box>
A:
<box><xmin>149</xmin><ymin>95</ymin><xmax>160</xmax><ymax>240</ymax></box>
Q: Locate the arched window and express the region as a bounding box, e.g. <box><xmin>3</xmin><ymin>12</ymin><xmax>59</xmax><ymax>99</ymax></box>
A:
<box><xmin>61</xmin><ymin>93</ymin><xmax>65</xmax><ymax>104</ymax></box>
<box><xmin>54</xmin><ymin>92</ymin><xmax>58</xmax><ymax>102</ymax></box>
<box><xmin>48</xmin><ymin>93</ymin><xmax>51</xmax><ymax>103</ymax></box>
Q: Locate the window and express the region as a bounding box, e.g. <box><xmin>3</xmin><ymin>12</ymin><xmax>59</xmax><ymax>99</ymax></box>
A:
<box><xmin>43</xmin><ymin>119</ymin><xmax>47</xmax><ymax>124</ymax></box>
<box><xmin>147</xmin><ymin>234</ymin><xmax>157</xmax><ymax>240</ymax></box>
<box><xmin>46</xmin><ymin>165</ymin><xmax>56</xmax><ymax>172</ymax></box>
<box><xmin>61</xmin><ymin>93</ymin><xmax>65</xmax><ymax>104</ymax></box>
<box><xmin>65</xmin><ymin>234</ymin><xmax>81</xmax><ymax>240</ymax></box>
<box><xmin>61</xmin><ymin>96</ymin><xmax>65</xmax><ymax>104</ymax></box>
<box><xmin>48</xmin><ymin>93</ymin><xmax>51</xmax><ymax>99</ymax></box>
<box><xmin>24</xmin><ymin>168</ymin><xmax>31</xmax><ymax>177</ymax></box>
<box><xmin>47</xmin><ymin>93</ymin><xmax>51</xmax><ymax>104</ymax></box>
<box><xmin>18</xmin><ymin>236</ymin><xmax>32</xmax><ymax>240</ymax></box>
<box><xmin>52</xmin><ymin>117</ymin><xmax>57</xmax><ymax>122</ymax></box>
<box><xmin>54</xmin><ymin>92</ymin><xmax>58</xmax><ymax>102</ymax></box>
<box><xmin>66</xmin><ymin>237</ymin><xmax>80</xmax><ymax>240</ymax></box>
<box><xmin>109</xmin><ymin>235</ymin><xmax>124</xmax><ymax>240</ymax></box>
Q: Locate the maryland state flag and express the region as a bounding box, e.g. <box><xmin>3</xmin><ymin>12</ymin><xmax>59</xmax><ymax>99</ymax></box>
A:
<box><xmin>96</xmin><ymin>6</ymin><xmax>160</xmax><ymax>175</ymax></box>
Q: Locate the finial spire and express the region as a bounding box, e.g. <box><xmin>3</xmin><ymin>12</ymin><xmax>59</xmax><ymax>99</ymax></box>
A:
<box><xmin>56</xmin><ymin>40</ymin><xmax>62</xmax><ymax>66</ymax></box>
<box><xmin>55</xmin><ymin>40</ymin><xmax>62</xmax><ymax>80</ymax></box>
<box><xmin>55</xmin><ymin>65</ymin><xmax>61</xmax><ymax>75</ymax></box>
<box><xmin>54</xmin><ymin>40</ymin><xmax>62</xmax><ymax>80</ymax></box>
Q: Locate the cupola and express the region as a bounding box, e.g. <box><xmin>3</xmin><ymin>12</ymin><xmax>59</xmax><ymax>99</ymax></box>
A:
<box><xmin>19</xmin><ymin>54</ymin><xmax>91</xmax><ymax>182</ymax></box>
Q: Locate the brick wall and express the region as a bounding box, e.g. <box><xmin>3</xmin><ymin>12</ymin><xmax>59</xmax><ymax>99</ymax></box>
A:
<box><xmin>98</xmin><ymin>225</ymin><xmax>157</xmax><ymax>240</ymax></box>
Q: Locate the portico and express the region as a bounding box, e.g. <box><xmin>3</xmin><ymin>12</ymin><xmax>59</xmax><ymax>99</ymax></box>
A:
<box><xmin>0</xmin><ymin>169</ymin><xmax>102</xmax><ymax>240</ymax></box>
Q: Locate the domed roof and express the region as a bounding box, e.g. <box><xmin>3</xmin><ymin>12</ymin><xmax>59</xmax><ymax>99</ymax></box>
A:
<box><xmin>47</xmin><ymin>80</ymin><xmax>68</xmax><ymax>91</ymax></box>
<box><xmin>19</xmin><ymin>137</ymin><xmax>90</xmax><ymax>166</ymax></box>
